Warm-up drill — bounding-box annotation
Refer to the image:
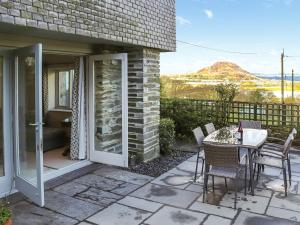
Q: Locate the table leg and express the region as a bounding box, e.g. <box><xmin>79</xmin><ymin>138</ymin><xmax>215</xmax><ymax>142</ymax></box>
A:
<box><xmin>248</xmin><ymin>148</ymin><xmax>254</xmax><ymax>195</ymax></box>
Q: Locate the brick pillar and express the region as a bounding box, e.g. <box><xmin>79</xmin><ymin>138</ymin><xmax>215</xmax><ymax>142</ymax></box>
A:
<box><xmin>128</xmin><ymin>48</ymin><xmax>160</xmax><ymax>162</ymax></box>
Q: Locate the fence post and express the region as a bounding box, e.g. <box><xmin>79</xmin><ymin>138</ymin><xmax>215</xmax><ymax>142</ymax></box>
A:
<box><xmin>282</xmin><ymin>104</ymin><xmax>286</xmax><ymax>126</ymax></box>
<box><xmin>254</xmin><ymin>103</ymin><xmax>257</xmax><ymax>121</ymax></box>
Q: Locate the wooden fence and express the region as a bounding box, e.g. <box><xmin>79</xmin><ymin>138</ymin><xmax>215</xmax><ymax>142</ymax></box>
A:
<box><xmin>161</xmin><ymin>98</ymin><xmax>300</xmax><ymax>129</ymax></box>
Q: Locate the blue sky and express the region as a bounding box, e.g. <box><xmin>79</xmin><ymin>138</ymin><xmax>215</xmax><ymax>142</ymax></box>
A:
<box><xmin>161</xmin><ymin>0</ymin><xmax>300</xmax><ymax>75</ymax></box>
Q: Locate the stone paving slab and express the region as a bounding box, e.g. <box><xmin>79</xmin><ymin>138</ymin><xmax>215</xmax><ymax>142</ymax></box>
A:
<box><xmin>110</xmin><ymin>181</ymin><xmax>140</xmax><ymax>195</ymax></box>
<box><xmin>76</xmin><ymin>187</ymin><xmax>123</xmax><ymax>207</ymax></box>
<box><xmin>257</xmin><ymin>175</ymin><xmax>298</xmax><ymax>194</ymax></box>
<box><xmin>93</xmin><ymin>166</ymin><xmax>153</xmax><ymax>185</ymax></box>
<box><xmin>203</xmin><ymin>215</ymin><xmax>232</xmax><ymax>225</ymax></box>
<box><xmin>144</xmin><ymin>205</ymin><xmax>206</xmax><ymax>225</ymax></box>
<box><xmin>118</xmin><ymin>196</ymin><xmax>163</xmax><ymax>212</ymax></box>
<box><xmin>45</xmin><ymin>190</ymin><xmax>102</xmax><ymax>221</ymax></box>
<box><xmin>270</xmin><ymin>192</ymin><xmax>300</xmax><ymax>212</ymax></box>
<box><xmin>219</xmin><ymin>192</ymin><xmax>270</xmax><ymax>214</ymax></box>
<box><xmin>73</xmin><ymin>174</ymin><xmax>124</xmax><ymax>191</ymax></box>
<box><xmin>53</xmin><ymin>181</ymin><xmax>88</xmax><ymax>196</ymax></box>
<box><xmin>151</xmin><ymin>172</ymin><xmax>192</xmax><ymax>189</ymax></box>
<box><xmin>189</xmin><ymin>200</ymin><xmax>237</xmax><ymax>219</ymax></box>
<box><xmin>130</xmin><ymin>183</ymin><xmax>199</xmax><ymax>208</ymax></box>
<box><xmin>12</xmin><ymin>201</ymin><xmax>78</xmax><ymax>225</ymax></box>
<box><xmin>267</xmin><ymin>206</ymin><xmax>300</xmax><ymax>222</ymax></box>
<box><xmin>185</xmin><ymin>183</ymin><xmax>203</xmax><ymax>193</ymax></box>
<box><xmin>168</xmin><ymin>160</ymin><xmax>202</xmax><ymax>176</ymax></box>
<box><xmin>233</xmin><ymin>211</ymin><xmax>300</xmax><ymax>225</ymax></box>
<box><xmin>87</xmin><ymin>203</ymin><xmax>152</xmax><ymax>225</ymax></box>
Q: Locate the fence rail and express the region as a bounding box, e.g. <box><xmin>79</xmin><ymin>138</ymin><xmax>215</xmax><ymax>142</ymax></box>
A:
<box><xmin>161</xmin><ymin>98</ymin><xmax>300</xmax><ymax>129</ymax></box>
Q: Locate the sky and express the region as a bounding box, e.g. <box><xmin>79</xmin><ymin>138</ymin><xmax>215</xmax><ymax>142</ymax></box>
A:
<box><xmin>160</xmin><ymin>0</ymin><xmax>300</xmax><ymax>75</ymax></box>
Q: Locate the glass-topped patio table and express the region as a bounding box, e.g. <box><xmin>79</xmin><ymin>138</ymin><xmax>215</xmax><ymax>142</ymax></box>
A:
<box><xmin>203</xmin><ymin>127</ymin><xmax>268</xmax><ymax>195</ymax></box>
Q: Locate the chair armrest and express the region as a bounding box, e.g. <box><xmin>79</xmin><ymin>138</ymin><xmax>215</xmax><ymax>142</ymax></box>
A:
<box><xmin>264</xmin><ymin>142</ymin><xmax>283</xmax><ymax>148</ymax></box>
<box><xmin>260</xmin><ymin>150</ymin><xmax>284</xmax><ymax>158</ymax></box>
<box><xmin>262</xmin><ymin>144</ymin><xmax>283</xmax><ymax>151</ymax></box>
<box><xmin>267</xmin><ymin>137</ymin><xmax>286</xmax><ymax>143</ymax></box>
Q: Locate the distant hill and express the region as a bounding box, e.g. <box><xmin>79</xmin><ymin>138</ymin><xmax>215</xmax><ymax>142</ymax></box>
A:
<box><xmin>166</xmin><ymin>61</ymin><xmax>261</xmax><ymax>82</ymax></box>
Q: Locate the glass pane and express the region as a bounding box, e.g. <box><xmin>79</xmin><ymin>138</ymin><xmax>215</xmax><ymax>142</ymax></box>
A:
<box><xmin>58</xmin><ymin>71</ymin><xmax>70</xmax><ymax>107</ymax></box>
<box><xmin>94</xmin><ymin>59</ymin><xmax>122</xmax><ymax>154</ymax></box>
<box><xmin>18</xmin><ymin>55</ymin><xmax>37</xmax><ymax>185</ymax></box>
<box><xmin>0</xmin><ymin>57</ymin><xmax>3</xmax><ymax>177</ymax></box>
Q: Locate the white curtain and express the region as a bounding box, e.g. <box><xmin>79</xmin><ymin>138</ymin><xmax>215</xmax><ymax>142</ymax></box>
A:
<box><xmin>70</xmin><ymin>57</ymin><xmax>87</xmax><ymax>160</ymax></box>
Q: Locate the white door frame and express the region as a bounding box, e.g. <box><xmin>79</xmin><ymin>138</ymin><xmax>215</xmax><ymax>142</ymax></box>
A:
<box><xmin>0</xmin><ymin>51</ymin><xmax>13</xmax><ymax>197</ymax></box>
<box><xmin>14</xmin><ymin>44</ymin><xmax>44</xmax><ymax>206</ymax></box>
<box><xmin>88</xmin><ymin>53</ymin><xmax>128</xmax><ymax>167</ymax></box>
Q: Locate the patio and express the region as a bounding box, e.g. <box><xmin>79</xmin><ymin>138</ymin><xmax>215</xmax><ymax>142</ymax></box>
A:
<box><xmin>7</xmin><ymin>147</ymin><xmax>300</xmax><ymax>225</ymax></box>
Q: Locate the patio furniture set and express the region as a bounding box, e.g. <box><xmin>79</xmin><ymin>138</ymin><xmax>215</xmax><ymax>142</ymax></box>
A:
<box><xmin>193</xmin><ymin>121</ymin><xmax>297</xmax><ymax>209</ymax></box>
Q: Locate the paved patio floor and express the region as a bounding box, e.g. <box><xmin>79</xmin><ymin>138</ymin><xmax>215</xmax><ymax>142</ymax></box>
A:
<box><xmin>8</xmin><ymin>151</ymin><xmax>300</xmax><ymax>225</ymax></box>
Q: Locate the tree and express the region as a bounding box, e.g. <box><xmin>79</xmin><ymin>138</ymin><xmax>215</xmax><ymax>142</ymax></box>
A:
<box><xmin>215</xmin><ymin>83</ymin><xmax>238</xmax><ymax>127</ymax></box>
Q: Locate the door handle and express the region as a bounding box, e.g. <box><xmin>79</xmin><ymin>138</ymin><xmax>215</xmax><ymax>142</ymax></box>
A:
<box><xmin>28</xmin><ymin>122</ymin><xmax>45</xmax><ymax>126</ymax></box>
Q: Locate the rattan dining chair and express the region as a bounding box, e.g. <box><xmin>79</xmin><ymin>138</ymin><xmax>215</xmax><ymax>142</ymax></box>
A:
<box><xmin>240</xmin><ymin>120</ymin><xmax>262</xmax><ymax>129</ymax></box>
<box><xmin>192</xmin><ymin>127</ymin><xmax>205</xmax><ymax>182</ymax></box>
<box><xmin>202</xmin><ymin>143</ymin><xmax>247</xmax><ymax>209</ymax></box>
<box><xmin>205</xmin><ymin>123</ymin><xmax>216</xmax><ymax>135</ymax></box>
<box><xmin>258</xmin><ymin>128</ymin><xmax>297</xmax><ymax>187</ymax></box>
<box><xmin>253</xmin><ymin>133</ymin><xmax>294</xmax><ymax>196</ymax></box>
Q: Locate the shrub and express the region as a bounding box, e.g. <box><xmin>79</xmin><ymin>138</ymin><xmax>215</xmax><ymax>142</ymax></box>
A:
<box><xmin>161</xmin><ymin>98</ymin><xmax>215</xmax><ymax>140</ymax></box>
<box><xmin>159</xmin><ymin>118</ymin><xmax>175</xmax><ymax>155</ymax></box>
<box><xmin>0</xmin><ymin>207</ymin><xmax>11</xmax><ymax>225</ymax></box>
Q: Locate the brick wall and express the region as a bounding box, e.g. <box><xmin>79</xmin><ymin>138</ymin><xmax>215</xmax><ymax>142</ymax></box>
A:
<box><xmin>0</xmin><ymin>0</ymin><xmax>176</xmax><ymax>51</ymax></box>
<box><xmin>128</xmin><ymin>49</ymin><xmax>160</xmax><ymax>161</ymax></box>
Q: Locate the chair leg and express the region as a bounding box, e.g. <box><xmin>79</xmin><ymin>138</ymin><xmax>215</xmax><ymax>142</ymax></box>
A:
<box><xmin>256</xmin><ymin>164</ymin><xmax>261</xmax><ymax>181</ymax></box>
<box><xmin>201</xmin><ymin>158</ymin><xmax>205</xmax><ymax>175</ymax></box>
<box><xmin>245</xmin><ymin>166</ymin><xmax>247</xmax><ymax>196</ymax></box>
<box><xmin>194</xmin><ymin>149</ymin><xmax>200</xmax><ymax>182</ymax></box>
<box><xmin>202</xmin><ymin>174</ymin><xmax>206</xmax><ymax>203</ymax></box>
<box><xmin>249</xmin><ymin>163</ymin><xmax>256</xmax><ymax>191</ymax></box>
<box><xmin>282</xmin><ymin>162</ymin><xmax>288</xmax><ymax>196</ymax></box>
<box><xmin>234</xmin><ymin>178</ymin><xmax>237</xmax><ymax>209</ymax></box>
<box><xmin>212</xmin><ymin>176</ymin><xmax>215</xmax><ymax>192</ymax></box>
<box><xmin>287</xmin><ymin>158</ymin><xmax>292</xmax><ymax>185</ymax></box>
<box><xmin>203</xmin><ymin>173</ymin><xmax>209</xmax><ymax>203</ymax></box>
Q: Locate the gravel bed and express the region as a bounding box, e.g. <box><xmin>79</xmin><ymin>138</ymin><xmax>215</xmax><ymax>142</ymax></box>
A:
<box><xmin>127</xmin><ymin>150</ymin><xmax>195</xmax><ymax>177</ymax></box>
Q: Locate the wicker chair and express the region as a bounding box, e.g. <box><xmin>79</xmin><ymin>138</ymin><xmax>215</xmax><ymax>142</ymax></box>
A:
<box><xmin>192</xmin><ymin>127</ymin><xmax>205</xmax><ymax>182</ymax></box>
<box><xmin>240</xmin><ymin>120</ymin><xmax>262</xmax><ymax>129</ymax></box>
<box><xmin>202</xmin><ymin>143</ymin><xmax>247</xmax><ymax>209</ymax></box>
<box><xmin>253</xmin><ymin>133</ymin><xmax>294</xmax><ymax>196</ymax></box>
<box><xmin>205</xmin><ymin>123</ymin><xmax>216</xmax><ymax>135</ymax></box>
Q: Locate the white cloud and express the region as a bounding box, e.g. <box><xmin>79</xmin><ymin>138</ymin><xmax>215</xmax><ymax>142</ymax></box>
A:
<box><xmin>176</xmin><ymin>16</ymin><xmax>192</xmax><ymax>26</ymax></box>
<box><xmin>203</xmin><ymin>9</ymin><xmax>214</xmax><ymax>19</ymax></box>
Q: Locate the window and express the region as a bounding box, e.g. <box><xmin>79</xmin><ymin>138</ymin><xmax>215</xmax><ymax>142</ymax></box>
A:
<box><xmin>55</xmin><ymin>70</ymin><xmax>74</xmax><ymax>109</ymax></box>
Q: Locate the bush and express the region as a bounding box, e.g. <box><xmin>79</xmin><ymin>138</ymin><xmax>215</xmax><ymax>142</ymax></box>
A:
<box><xmin>0</xmin><ymin>207</ymin><xmax>11</xmax><ymax>225</ymax></box>
<box><xmin>161</xmin><ymin>98</ymin><xmax>215</xmax><ymax>140</ymax></box>
<box><xmin>159</xmin><ymin>118</ymin><xmax>175</xmax><ymax>155</ymax></box>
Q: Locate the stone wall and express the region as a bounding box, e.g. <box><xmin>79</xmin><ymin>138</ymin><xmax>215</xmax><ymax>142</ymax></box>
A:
<box><xmin>94</xmin><ymin>59</ymin><xmax>123</xmax><ymax>154</ymax></box>
<box><xmin>128</xmin><ymin>49</ymin><xmax>160</xmax><ymax>161</ymax></box>
<box><xmin>0</xmin><ymin>0</ymin><xmax>176</xmax><ymax>51</ymax></box>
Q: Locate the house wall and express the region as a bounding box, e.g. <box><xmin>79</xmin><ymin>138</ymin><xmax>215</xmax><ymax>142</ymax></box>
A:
<box><xmin>0</xmin><ymin>0</ymin><xmax>176</xmax><ymax>52</ymax></box>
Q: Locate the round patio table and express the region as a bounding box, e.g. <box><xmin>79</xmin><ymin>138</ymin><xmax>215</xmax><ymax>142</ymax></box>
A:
<box><xmin>203</xmin><ymin>127</ymin><xmax>268</xmax><ymax>195</ymax></box>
